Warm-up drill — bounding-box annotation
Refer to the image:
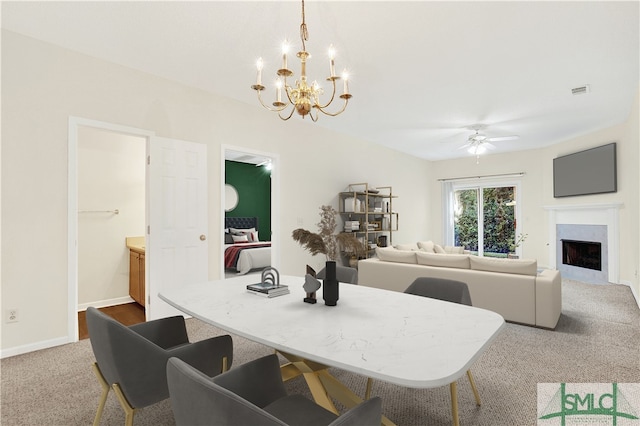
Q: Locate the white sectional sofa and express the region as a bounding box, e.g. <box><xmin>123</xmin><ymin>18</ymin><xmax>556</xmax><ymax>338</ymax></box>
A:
<box><xmin>358</xmin><ymin>245</ymin><xmax>562</xmax><ymax>329</ymax></box>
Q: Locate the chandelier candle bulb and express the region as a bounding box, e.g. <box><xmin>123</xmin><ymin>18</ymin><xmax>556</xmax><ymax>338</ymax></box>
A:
<box><xmin>342</xmin><ymin>71</ymin><xmax>349</xmax><ymax>94</ymax></box>
<box><xmin>276</xmin><ymin>79</ymin><xmax>282</xmax><ymax>103</ymax></box>
<box><xmin>282</xmin><ymin>42</ymin><xmax>288</xmax><ymax>70</ymax></box>
<box><xmin>328</xmin><ymin>45</ymin><xmax>336</xmax><ymax>77</ymax></box>
<box><xmin>256</xmin><ymin>58</ymin><xmax>263</xmax><ymax>86</ymax></box>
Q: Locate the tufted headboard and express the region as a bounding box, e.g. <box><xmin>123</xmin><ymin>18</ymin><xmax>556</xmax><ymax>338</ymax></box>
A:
<box><xmin>225</xmin><ymin>217</ymin><xmax>259</xmax><ymax>231</ymax></box>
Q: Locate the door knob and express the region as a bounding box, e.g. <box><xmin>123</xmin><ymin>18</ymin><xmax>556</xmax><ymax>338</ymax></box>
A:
<box><xmin>200</xmin><ymin>235</ymin><xmax>206</xmax><ymax>241</ymax></box>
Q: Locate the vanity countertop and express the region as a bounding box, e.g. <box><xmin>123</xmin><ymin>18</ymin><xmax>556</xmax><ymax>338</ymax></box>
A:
<box><xmin>126</xmin><ymin>236</ymin><xmax>145</xmax><ymax>254</ymax></box>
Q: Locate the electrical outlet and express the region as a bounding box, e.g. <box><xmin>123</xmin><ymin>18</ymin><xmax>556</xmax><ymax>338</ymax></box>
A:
<box><xmin>7</xmin><ymin>309</ymin><xmax>18</xmax><ymax>323</ymax></box>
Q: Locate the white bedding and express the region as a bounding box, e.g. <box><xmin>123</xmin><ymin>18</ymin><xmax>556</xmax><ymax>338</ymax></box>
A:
<box><xmin>225</xmin><ymin>243</ymin><xmax>271</xmax><ymax>275</ymax></box>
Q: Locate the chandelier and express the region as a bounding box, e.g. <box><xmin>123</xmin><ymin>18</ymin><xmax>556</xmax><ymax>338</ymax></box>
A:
<box><xmin>250</xmin><ymin>0</ymin><xmax>352</xmax><ymax>121</ymax></box>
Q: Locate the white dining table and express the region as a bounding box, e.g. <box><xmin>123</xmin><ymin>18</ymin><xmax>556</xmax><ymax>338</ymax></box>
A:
<box><xmin>160</xmin><ymin>274</ymin><xmax>505</xmax><ymax>425</ymax></box>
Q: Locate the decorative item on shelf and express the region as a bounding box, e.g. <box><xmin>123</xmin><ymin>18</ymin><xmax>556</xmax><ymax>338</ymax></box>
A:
<box><xmin>250</xmin><ymin>0</ymin><xmax>352</xmax><ymax>122</ymax></box>
<box><xmin>292</xmin><ymin>205</ymin><xmax>365</xmax><ymax>261</ymax></box>
<box><xmin>377</xmin><ymin>235</ymin><xmax>388</xmax><ymax>248</ymax></box>
<box><xmin>303</xmin><ymin>265</ymin><xmax>320</xmax><ymax>304</ymax></box>
<box><xmin>343</xmin><ymin>220</ymin><xmax>360</xmax><ymax>232</ymax></box>
<box><xmin>322</xmin><ymin>261</ymin><xmax>339</xmax><ymax>306</ymax></box>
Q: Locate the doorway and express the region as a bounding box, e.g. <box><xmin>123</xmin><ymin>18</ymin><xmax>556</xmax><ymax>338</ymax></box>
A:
<box><xmin>221</xmin><ymin>145</ymin><xmax>280</xmax><ymax>278</ymax></box>
<box><xmin>68</xmin><ymin>117</ymin><xmax>154</xmax><ymax>342</ymax></box>
<box><xmin>77</xmin><ymin>126</ymin><xmax>146</xmax><ymax>311</ymax></box>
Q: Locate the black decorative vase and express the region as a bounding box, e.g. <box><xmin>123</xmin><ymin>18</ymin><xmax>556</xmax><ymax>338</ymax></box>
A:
<box><xmin>323</xmin><ymin>261</ymin><xmax>339</xmax><ymax>306</ymax></box>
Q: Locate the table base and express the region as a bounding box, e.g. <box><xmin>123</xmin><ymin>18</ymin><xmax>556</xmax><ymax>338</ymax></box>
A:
<box><xmin>278</xmin><ymin>351</ymin><xmax>396</xmax><ymax>426</ymax></box>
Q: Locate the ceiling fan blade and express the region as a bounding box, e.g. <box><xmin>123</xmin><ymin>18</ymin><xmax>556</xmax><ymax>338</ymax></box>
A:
<box><xmin>485</xmin><ymin>142</ymin><xmax>497</xmax><ymax>150</ymax></box>
<box><xmin>458</xmin><ymin>142</ymin><xmax>472</xmax><ymax>150</ymax></box>
<box><xmin>487</xmin><ymin>135</ymin><xmax>519</xmax><ymax>142</ymax></box>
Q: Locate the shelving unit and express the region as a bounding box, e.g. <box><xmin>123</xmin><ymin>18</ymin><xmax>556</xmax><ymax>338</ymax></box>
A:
<box><xmin>338</xmin><ymin>183</ymin><xmax>398</xmax><ymax>259</ymax></box>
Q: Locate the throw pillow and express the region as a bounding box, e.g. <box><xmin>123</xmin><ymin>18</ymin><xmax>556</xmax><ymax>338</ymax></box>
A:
<box><xmin>250</xmin><ymin>231</ymin><xmax>259</xmax><ymax>242</ymax></box>
<box><xmin>230</xmin><ymin>227</ymin><xmax>256</xmax><ymax>236</ymax></box>
<box><xmin>417</xmin><ymin>241</ymin><xmax>435</xmax><ymax>253</ymax></box>
<box><xmin>394</xmin><ymin>243</ymin><xmax>417</xmax><ymax>251</ymax></box>
<box><xmin>232</xmin><ymin>234</ymin><xmax>249</xmax><ymax>243</ymax></box>
<box><xmin>224</xmin><ymin>233</ymin><xmax>234</xmax><ymax>244</ymax></box>
<box><xmin>434</xmin><ymin>244</ymin><xmax>446</xmax><ymax>254</ymax></box>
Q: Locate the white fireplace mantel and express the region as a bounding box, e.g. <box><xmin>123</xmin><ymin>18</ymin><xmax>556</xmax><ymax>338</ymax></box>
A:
<box><xmin>544</xmin><ymin>202</ymin><xmax>622</xmax><ymax>283</ymax></box>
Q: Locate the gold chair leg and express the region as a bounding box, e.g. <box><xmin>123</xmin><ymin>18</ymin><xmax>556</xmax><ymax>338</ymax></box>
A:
<box><xmin>466</xmin><ymin>370</ymin><xmax>481</xmax><ymax>406</ymax></box>
<box><xmin>91</xmin><ymin>363</ymin><xmax>110</xmax><ymax>426</ymax></box>
<box><xmin>450</xmin><ymin>381</ymin><xmax>460</xmax><ymax>426</ymax></box>
<box><xmin>222</xmin><ymin>356</ymin><xmax>229</xmax><ymax>373</ymax></box>
<box><xmin>112</xmin><ymin>383</ymin><xmax>136</xmax><ymax>426</ymax></box>
<box><xmin>365</xmin><ymin>377</ymin><xmax>373</xmax><ymax>400</ymax></box>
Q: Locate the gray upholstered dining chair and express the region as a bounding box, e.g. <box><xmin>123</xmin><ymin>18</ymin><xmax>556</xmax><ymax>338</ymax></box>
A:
<box><xmin>316</xmin><ymin>265</ymin><xmax>358</xmax><ymax>284</ymax></box>
<box><xmin>167</xmin><ymin>354</ymin><xmax>382</xmax><ymax>426</ymax></box>
<box><xmin>86</xmin><ymin>307</ymin><xmax>233</xmax><ymax>426</ymax></box>
<box><xmin>403</xmin><ymin>277</ymin><xmax>482</xmax><ymax>423</ymax></box>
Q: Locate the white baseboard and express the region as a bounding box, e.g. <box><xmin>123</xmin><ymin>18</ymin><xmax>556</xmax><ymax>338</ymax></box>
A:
<box><xmin>0</xmin><ymin>336</ymin><xmax>72</xmax><ymax>359</ymax></box>
<box><xmin>77</xmin><ymin>296</ymin><xmax>135</xmax><ymax>312</ymax></box>
<box><xmin>2</xmin><ymin>297</ymin><xmax>137</xmax><ymax>359</ymax></box>
<box><xmin>620</xmin><ymin>280</ymin><xmax>640</xmax><ymax>309</ymax></box>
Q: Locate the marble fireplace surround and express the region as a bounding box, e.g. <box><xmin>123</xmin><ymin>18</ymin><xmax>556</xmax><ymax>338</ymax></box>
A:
<box><xmin>544</xmin><ymin>203</ymin><xmax>622</xmax><ymax>284</ymax></box>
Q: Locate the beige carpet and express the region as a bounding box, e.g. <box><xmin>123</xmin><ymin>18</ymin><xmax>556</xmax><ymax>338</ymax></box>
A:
<box><xmin>2</xmin><ymin>279</ymin><xmax>639</xmax><ymax>425</ymax></box>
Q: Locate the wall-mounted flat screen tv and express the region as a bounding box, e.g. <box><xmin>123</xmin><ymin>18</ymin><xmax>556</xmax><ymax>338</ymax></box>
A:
<box><xmin>553</xmin><ymin>142</ymin><xmax>617</xmax><ymax>198</ymax></box>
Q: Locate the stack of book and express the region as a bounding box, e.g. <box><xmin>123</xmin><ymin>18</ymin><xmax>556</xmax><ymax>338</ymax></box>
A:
<box><xmin>344</xmin><ymin>220</ymin><xmax>360</xmax><ymax>232</ymax></box>
<box><xmin>246</xmin><ymin>282</ymin><xmax>290</xmax><ymax>298</ymax></box>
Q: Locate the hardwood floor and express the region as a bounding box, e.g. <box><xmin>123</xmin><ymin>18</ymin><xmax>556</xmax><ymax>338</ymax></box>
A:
<box><xmin>78</xmin><ymin>303</ymin><xmax>146</xmax><ymax>340</ymax></box>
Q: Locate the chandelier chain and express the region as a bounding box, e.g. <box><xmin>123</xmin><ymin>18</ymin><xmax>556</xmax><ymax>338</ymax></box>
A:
<box><xmin>300</xmin><ymin>0</ymin><xmax>308</xmax><ymax>51</ymax></box>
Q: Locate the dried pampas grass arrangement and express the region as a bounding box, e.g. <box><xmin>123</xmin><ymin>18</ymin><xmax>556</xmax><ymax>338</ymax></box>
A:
<box><xmin>292</xmin><ymin>205</ymin><xmax>365</xmax><ymax>261</ymax></box>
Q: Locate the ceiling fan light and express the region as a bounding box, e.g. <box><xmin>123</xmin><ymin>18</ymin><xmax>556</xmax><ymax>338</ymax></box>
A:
<box><xmin>468</xmin><ymin>144</ymin><xmax>487</xmax><ymax>155</ymax></box>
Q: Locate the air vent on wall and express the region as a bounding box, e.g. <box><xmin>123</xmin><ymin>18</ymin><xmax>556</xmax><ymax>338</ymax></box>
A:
<box><xmin>571</xmin><ymin>85</ymin><xmax>590</xmax><ymax>95</ymax></box>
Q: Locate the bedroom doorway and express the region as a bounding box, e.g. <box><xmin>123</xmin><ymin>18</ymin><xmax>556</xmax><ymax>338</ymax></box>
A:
<box><xmin>221</xmin><ymin>146</ymin><xmax>279</xmax><ymax>279</ymax></box>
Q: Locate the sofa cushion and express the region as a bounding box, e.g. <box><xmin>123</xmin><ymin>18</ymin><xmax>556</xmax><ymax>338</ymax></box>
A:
<box><xmin>444</xmin><ymin>246</ymin><xmax>465</xmax><ymax>254</ymax></box>
<box><xmin>394</xmin><ymin>243</ymin><xmax>418</xmax><ymax>251</ymax></box>
<box><xmin>469</xmin><ymin>256</ymin><xmax>537</xmax><ymax>276</ymax></box>
<box><xmin>433</xmin><ymin>244</ymin><xmax>446</xmax><ymax>254</ymax></box>
<box><xmin>416</xmin><ymin>252</ymin><xmax>470</xmax><ymax>269</ymax></box>
<box><xmin>417</xmin><ymin>241</ymin><xmax>435</xmax><ymax>253</ymax></box>
<box><xmin>376</xmin><ymin>247</ymin><xmax>417</xmax><ymax>264</ymax></box>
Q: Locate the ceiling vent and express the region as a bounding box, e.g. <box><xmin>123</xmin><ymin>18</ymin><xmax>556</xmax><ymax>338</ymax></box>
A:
<box><xmin>571</xmin><ymin>85</ymin><xmax>590</xmax><ymax>95</ymax></box>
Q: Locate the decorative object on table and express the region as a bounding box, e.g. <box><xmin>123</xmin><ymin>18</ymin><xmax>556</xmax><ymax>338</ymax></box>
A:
<box><xmin>246</xmin><ymin>267</ymin><xmax>290</xmax><ymax>298</ymax></box>
<box><xmin>292</xmin><ymin>205</ymin><xmax>365</xmax><ymax>261</ymax></box>
<box><xmin>322</xmin><ymin>261</ymin><xmax>339</xmax><ymax>306</ymax></box>
<box><xmin>250</xmin><ymin>0</ymin><xmax>352</xmax><ymax>122</ymax></box>
<box><xmin>303</xmin><ymin>265</ymin><xmax>319</xmax><ymax>304</ymax></box>
<box><xmin>508</xmin><ymin>232</ymin><xmax>528</xmax><ymax>259</ymax></box>
<box><xmin>303</xmin><ymin>274</ymin><xmax>321</xmax><ymax>304</ymax></box>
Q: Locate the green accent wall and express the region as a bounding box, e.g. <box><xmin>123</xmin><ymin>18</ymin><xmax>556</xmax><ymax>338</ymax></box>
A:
<box><xmin>225</xmin><ymin>160</ymin><xmax>271</xmax><ymax>241</ymax></box>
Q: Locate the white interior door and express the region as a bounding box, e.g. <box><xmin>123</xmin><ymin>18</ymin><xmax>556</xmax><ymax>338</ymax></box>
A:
<box><xmin>148</xmin><ymin>136</ymin><xmax>207</xmax><ymax>320</ymax></box>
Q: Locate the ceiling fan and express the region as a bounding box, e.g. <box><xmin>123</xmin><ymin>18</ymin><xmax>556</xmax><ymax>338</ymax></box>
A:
<box><xmin>459</xmin><ymin>127</ymin><xmax>519</xmax><ymax>163</ymax></box>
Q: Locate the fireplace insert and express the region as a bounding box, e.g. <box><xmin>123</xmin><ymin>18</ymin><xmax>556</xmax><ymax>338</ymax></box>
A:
<box><xmin>561</xmin><ymin>239</ymin><xmax>602</xmax><ymax>271</ymax></box>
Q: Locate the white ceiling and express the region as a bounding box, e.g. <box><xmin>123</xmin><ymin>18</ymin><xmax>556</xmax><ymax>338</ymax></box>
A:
<box><xmin>2</xmin><ymin>1</ymin><xmax>638</xmax><ymax>161</ymax></box>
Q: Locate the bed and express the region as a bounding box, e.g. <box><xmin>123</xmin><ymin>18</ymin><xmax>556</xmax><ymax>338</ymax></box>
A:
<box><xmin>224</xmin><ymin>217</ymin><xmax>271</xmax><ymax>275</ymax></box>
